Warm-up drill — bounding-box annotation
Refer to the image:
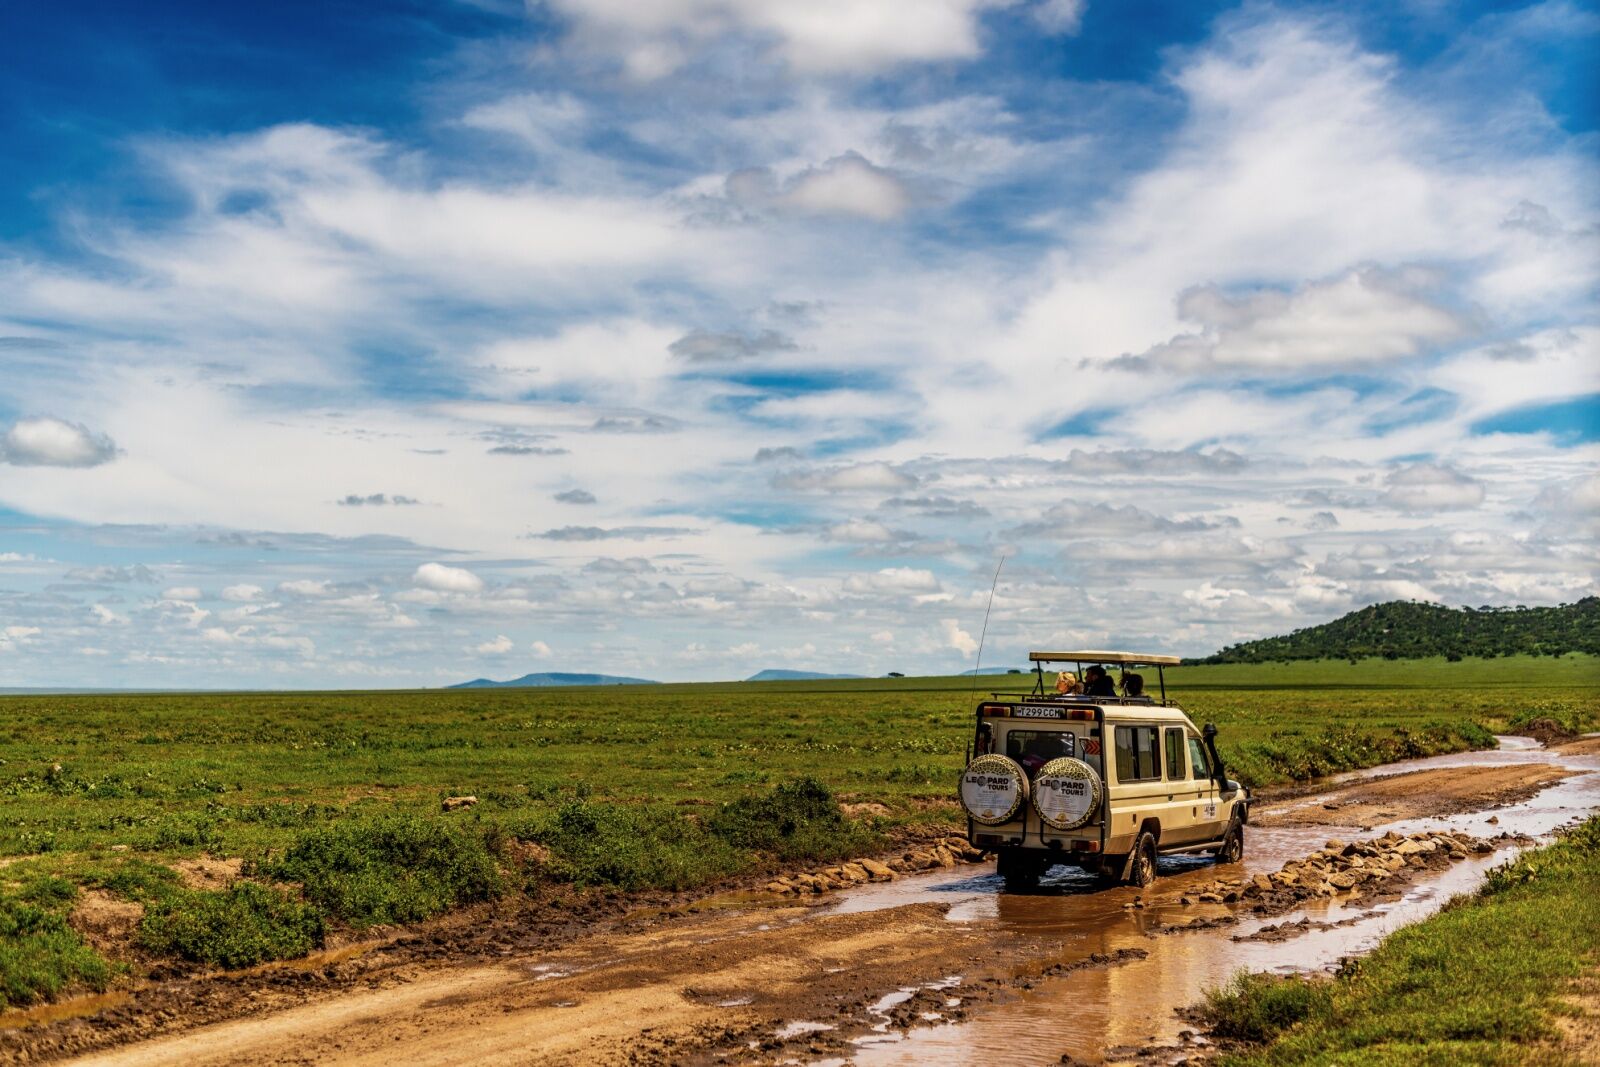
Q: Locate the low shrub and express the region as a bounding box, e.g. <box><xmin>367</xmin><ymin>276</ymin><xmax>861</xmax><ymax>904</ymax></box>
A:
<box><xmin>140</xmin><ymin>883</ymin><xmax>324</xmax><ymax>968</ymax></box>
<box><xmin>0</xmin><ymin>892</ymin><xmax>111</xmax><ymax>1010</ymax></box>
<box><xmin>521</xmin><ymin>800</ymin><xmax>745</xmax><ymax>891</ymax></box>
<box><xmin>707</xmin><ymin>777</ymin><xmax>882</xmax><ymax>862</ymax></box>
<box><xmin>1200</xmin><ymin>971</ymin><xmax>1332</xmax><ymax>1043</ymax></box>
<box><xmin>255</xmin><ymin>815</ymin><xmax>505</xmax><ymax>927</ymax></box>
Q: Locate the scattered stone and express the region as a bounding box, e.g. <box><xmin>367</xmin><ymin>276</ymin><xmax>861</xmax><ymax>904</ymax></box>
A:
<box><xmin>441</xmin><ymin>795</ymin><xmax>478</xmax><ymax>811</ymax></box>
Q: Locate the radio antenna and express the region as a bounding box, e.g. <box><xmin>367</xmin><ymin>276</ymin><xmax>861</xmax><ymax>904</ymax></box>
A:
<box><xmin>968</xmin><ymin>555</ymin><xmax>1006</xmax><ymax>701</ymax></box>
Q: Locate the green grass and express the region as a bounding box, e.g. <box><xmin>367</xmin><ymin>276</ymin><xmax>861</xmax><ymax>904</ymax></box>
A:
<box><xmin>0</xmin><ymin>657</ymin><xmax>1594</xmax><ymax>1003</ymax></box>
<box><xmin>1201</xmin><ymin>814</ymin><xmax>1600</xmax><ymax>1065</ymax></box>
<box><xmin>140</xmin><ymin>883</ymin><xmax>324</xmax><ymax>969</ymax></box>
<box><xmin>0</xmin><ymin>875</ymin><xmax>113</xmax><ymax>1011</ymax></box>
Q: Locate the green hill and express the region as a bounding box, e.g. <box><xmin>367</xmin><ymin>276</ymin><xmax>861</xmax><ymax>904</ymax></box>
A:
<box><xmin>1197</xmin><ymin>597</ymin><xmax>1600</xmax><ymax>664</ymax></box>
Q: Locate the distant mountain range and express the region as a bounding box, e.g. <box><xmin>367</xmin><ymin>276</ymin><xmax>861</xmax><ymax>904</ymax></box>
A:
<box><xmin>449</xmin><ymin>672</ymin><xmax>659</xmax><ymax>689</ymax></box>
<box><xmin>744</xmin><ymin>669</ymin><xmax>864</xmax><ymax>681</ymax></box>
<box><xmin>1195</xmin><ymin>598</ymin><xmax>1600</xmax><ymax>664</ymax></box>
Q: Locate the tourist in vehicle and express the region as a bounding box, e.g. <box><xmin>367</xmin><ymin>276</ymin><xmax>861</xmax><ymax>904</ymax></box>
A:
<box><xmin>1121</xmin><ymin>672</ymin><xmax>1145</xmax><ymax>698</ymax></box>
<box><xmin>1083</xmin><ymin>665</ymin><xmax>1117</xmax><ymax>696</ymax></box>
<box><xmin>1055</xmin><ymin>670</ymin><xmax>1080</xmax><ymax>695</ymax></box>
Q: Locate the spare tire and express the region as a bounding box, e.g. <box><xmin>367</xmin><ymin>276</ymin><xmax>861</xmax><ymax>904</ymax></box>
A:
<box><xmin>1032</xmin><ymin>757</ymin><xmax>1103</xmax><ymax>831</ymax></box>
<box><xmin>959</xmin><ymin>754</ymin><xmax>1028</xmax><ymax>825</ymax></box>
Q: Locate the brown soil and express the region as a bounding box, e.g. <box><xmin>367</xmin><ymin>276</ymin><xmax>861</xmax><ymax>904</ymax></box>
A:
<box><xmin>1552</xmin><ymin>970</ymin><xmax>1600</xmax><ymax>1065</ymax></box>
<box><xmin>1558</xmin><ymin>736</ymin><xmax>1600</xmax><ymax>756</ymax></box>
<box><xmin>1519</xmin><ymin>717</ymin><xmax>1578</xmax><ymax>744</ymax></box>
<box><xmin>169</xmin><ymin>856</ymin><xmax>244</xmax><ymax>891</ymax></box>
<box><xmin>67</xmin><ymin>891</ymin><xmax>144</xmax><ymax>957</ymax></box>
<box><xmin>1250</xmin><ymin>764</ymin><xmax>1574</xmax><ymax>828</ymax></box>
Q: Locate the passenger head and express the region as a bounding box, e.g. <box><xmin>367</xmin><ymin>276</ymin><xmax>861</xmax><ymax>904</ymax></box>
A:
<box><xmin>1055</xmin><ymin>671</ymin><xmax>1077</xmax><ymax>692</ymax></box>
<box><xmin>1122</xmin><ymin>672</ymin><xmax>1144</xmax><ymax>697</ymax></box>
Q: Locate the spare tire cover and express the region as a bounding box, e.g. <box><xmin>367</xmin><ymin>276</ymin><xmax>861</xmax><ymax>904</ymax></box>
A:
<box><xmin>959</xmin><ymin>754</ymin><xmax>1027</xmax><ymax>825</ymax></box>
<box><xmin>1032</xmin><ymin>757</ymin><xmax>1103</xmax><ymax>831</ymax></box>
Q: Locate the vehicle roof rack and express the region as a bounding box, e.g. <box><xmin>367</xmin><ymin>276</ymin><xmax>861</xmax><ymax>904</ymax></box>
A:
<box><xmin>1027</xmin><ymin>650</ymin><xmax>1182</xmax><ymax>666</ymax></box>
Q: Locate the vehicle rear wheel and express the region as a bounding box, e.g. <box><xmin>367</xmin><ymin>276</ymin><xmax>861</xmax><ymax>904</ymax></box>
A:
<box><xmin>1124</xmin><ymin>831</ymin><xmax>1158</xmax><ymax>888</ymax></box>
<box><xmin>996</xmin><ymin>848</ymin><xmax>1041</xmax><ymax>892</ymax></box>
<box><xmin>1214</xmin><ymin>817</ymin><xmax>1244</xmax><ymax>864</ymax></box>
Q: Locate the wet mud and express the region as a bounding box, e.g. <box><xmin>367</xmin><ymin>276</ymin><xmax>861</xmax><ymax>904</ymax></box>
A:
<box><xmin>3</xmin><ymin>736</ymin><xmax>1597</xmax><ymax>1066</ymax></box>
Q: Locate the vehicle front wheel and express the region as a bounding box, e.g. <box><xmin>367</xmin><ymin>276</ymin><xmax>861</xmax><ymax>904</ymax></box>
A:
<box><xmin>1214</xmin><ymin>818</ymin><xmax>1244</xmax><ymax>864</ymax></box>
<box><xmin>1124</xmin><ymin>831</ymin><xmax>1158</xmax><ymax>888</ymax></box>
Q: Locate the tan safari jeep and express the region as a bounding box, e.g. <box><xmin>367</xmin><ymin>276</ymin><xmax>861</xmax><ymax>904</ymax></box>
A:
<box><xmin>958</xmin><ymin>650</ymin><xmax>1249</xmax><ymax>891</ymax></box>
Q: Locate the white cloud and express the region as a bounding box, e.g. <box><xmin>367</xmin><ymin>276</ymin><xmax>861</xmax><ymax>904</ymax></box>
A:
<box><xmin>475</xmin><ymin>634</ymin><xmax>513</xmax><ymax>654</ymax></box>
<box><xmin>221</xmin><ymin>583</ymin><xmax>264</xmax><ymax>602</ymax></box>
<box><xmin>776</xmin><ymin>461</ymin><xmax>918</xmax><ymax>492</ymax></box>
<box><xmin>0</xmin><ymin>625</ymin><xmax>42</xmax><ymax>651</ymax></box>
<box><xmin>1032</xmin><ymin>0</ymin><xmax>1085</xmax><ymax>34</ymax></box>
<box><xmin>844</xmin><ymin>567</ymin><xmax>941</xmax><ymax>594</ymax></box>
<box><xmin>530</xmin><ymin>640</ymin><xmax>553</xmax><ymax>658</ymax></box>
<box><xmin>278</xmin><ymin>579</ymin><xmax>337</xmax><ymax>598</ymax></box>
<box><xmin>1381</xmin><ymin>463</ymin><xmax>1486</xmax><ymax>512</ymax></box>
<box><xmin>940</xmin><ymin>617</ymin><xmax>978</xmax><ymax>656</ymax></box>
<box><xmin>161</xmin><ymin>586</ymin><xmax>203</xmax><ymax>601</ymax></box>
<box><xmin>1118</xmin><ymin>268</ymin><xmax>1465</xmax><ymax>372</ymax></box>
<box><xmin>545</xmin><ymin>0</ymin><xmax>1011</xmax><ymax>77</ymax></box>
<box><xmin>0</xmin><ymin>417</ymin><xmax>117</xmax><ymax>467</ymax></box>
<box><xmin>413</xmin><ymin>562</ymin><xmax>485</xmax><ymax>593</ymax></box>
<box><xmin>778</xmin><ymin>154</ymin><xmax>912</xmax><ymax>221</ymax></box>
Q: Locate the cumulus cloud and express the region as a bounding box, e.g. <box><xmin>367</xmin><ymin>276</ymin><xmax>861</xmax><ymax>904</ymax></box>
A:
<box><xmin>221</xmin><ymin>584</ymin><xmax>264</xmax><ymax>602</ymax></box>
<box><xmin>65</xmin><ymin>564</ymin><xmax>157</xmax><ymax>584</ymax></box>
<box><xmin>161</xmin><ymin>586</ymin><xmax>203</xmax><ymax>601</ymax></box>
<box><xmin>278</xmin><ymin>579</ymin><xmax>337</xmax><ymax>598</ymax></box>
<box><xmin>475</xmin><ymin>634</ymin><xmax>513</xmax><ymax>654</ymax></box>
<box><xmin>843</xmin><ymin>567</ymin><xmax>941</xmax><ymax>594</ymax></box>
<box><xmin>1380</xmin><ymin>464</ymin><xmax>1486</xmax><ymax>512</ymax></box>
<box><xmin>1032</xmin><ymin>0</ymin><xmax>1085</xmax><ymax>34</ymax></box>
<box><xmin>774</xmin><ymin>461</ymin><xmax>917</xmax><ymax>492</ymax></box>
<box><xmin>544</xmin><ymin>0</ymin><xmax>1003</xmax><ymax>77</ymax></box>
<box><xmin>754</xmin><ymin>446</ymin><xmax>805</xmax><ymax>463</ymax></box>
<box><xmin>0</xmin><ymin>624</ymin><xmax>43</xmax><ymax>651</ymax></box>
<box><xmin>553</xmin><ymin>489</ymin><xmax>597</xmax><ymax>504</ymax></box>
<box><xmin>530</xmin><ymin>640</ymin><xmax>553</xmax><ymax>658</ymax></box>
<box><xmin>0</xmin><ymin>417</ymin><xmax>118</xmax><ymax>467</ymax></box>
<box><xmin>940</xmin><ymin>617</ymin><xmax>978</xmax><ymax>656</ymax></box>
<box><xmin>668</xmin><ymin>328</ymin><xmax>796</xmax><ymax>362</ymax></box>
<box><xmin>337</xmin><ymin>493</ymin><xmax>420</xmax><ymax>506</ymax></box>
<box><xmin>727</xmin><ymin>153</ymin><xmax>912</xmax><ymax>221</ymax></box>
<box><xmin>531</xmin><ymin>525</ymin><xmax>696</xmax><ymax>541</ymax></box>
<box><xmin>1011</xmin><ymin>500</ymin><xmax>1232</xmax><ymax>539</ymax></box>
<box><xmin>412</xmin><ymin>563</ymin><xmax>485</xmax><ymax>593</ymax></box>
<box><xmin>1115</xmin><ymin>268</ymin><xmax>1466</xmax><ymax>373</ymax></box>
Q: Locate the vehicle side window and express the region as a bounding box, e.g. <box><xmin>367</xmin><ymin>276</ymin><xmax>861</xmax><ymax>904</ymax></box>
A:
<box><xmin>1164</xmin><ymin>728</ymin><xmax>1185</xmax><ymax>780</ymax></box>
<box><xmin>1188</xmin><ymin>737</ymin><xmax>1211</xmax><ymax>780</ymax></box>
<box><xmin>1114</xmin><ymin>725</ymin><xmax>1161</xmax><ymax>782</ymax></box>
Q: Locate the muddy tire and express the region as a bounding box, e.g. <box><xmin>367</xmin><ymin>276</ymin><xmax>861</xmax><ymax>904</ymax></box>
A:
<box><xmin>1124</xmin><ymin>831</ymin><xmax>1158</xmax><ymax>888</ymax></box>
<box><xmin>996</xmin><ymin>849</ymin><xmax>1041</xmax><ymax>892</ymax></box>
<box><xmin>1214</xmin><ymin>817</ymin><xmax>1244</xmax><ymax>864</ymax></box>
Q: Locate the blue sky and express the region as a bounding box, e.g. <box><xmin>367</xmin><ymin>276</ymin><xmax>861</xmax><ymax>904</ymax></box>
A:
<box><xmin>0</xmin><ymin>0</ymin><xmax>1596</xmax><ymax>687</ymax></box>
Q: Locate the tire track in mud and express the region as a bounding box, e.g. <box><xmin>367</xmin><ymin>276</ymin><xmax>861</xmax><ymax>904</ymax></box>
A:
<box><xmin>6</xmin><ymin>737</ymin><xmax>1598</xmax><ymax>1067</ymax></box>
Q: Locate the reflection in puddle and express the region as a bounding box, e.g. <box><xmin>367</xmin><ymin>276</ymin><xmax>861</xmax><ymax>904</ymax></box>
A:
<box><xmin>834</xmin><ymin>738</ymin><xmax>1600</xmax><ymax>1065</ymax></box>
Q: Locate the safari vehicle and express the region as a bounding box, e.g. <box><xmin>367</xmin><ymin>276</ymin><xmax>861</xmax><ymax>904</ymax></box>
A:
<box><xmin>958</xmin><ymin>651</ymin><xmax>1249</xmax><ymax>891</ymax></box>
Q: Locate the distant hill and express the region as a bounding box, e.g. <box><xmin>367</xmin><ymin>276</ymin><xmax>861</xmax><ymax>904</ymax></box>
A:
<box><xmin>744</xmin><ymin>669</ymin><xmax>864</xmax><ymax>682</ymax></box>
<box><xmin>960</xmin><ymin>667</ymin><xmax>1025</xmax><ymax>676</ymax></box>
<box><xmin>1197</xmin><ymin>598</ymin><xmax>1600</xmax><ymax>664</ymax></box>
<box><xmin>450</xmin><ymin>672</ymin><xmax>659</xmax><ymax>689</ymax></box>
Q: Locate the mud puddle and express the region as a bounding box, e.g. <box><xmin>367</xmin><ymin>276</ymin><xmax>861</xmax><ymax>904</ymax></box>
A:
<box><xmin>842</xmin><ymin>738</ymin><xmax>1600</xmax><ymax>1065</ymax></box>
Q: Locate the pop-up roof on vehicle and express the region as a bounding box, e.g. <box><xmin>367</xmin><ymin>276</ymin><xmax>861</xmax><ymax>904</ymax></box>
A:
<box><xmin>1028</xmin><ymin>650</ymin><xmax>1182</xmax><ymax>666</ymax></box>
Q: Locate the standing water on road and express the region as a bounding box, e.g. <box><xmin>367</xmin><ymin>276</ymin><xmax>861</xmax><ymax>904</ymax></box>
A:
<box><xmin>833</xmin><ymin>737</ymin><xmax>1600</xmax><ymax>1065</ymax></box>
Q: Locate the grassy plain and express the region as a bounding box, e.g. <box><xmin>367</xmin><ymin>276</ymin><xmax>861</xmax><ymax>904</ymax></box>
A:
<box><xmin>1201</xmin><ymin>813</ymin><xmax>1600</xmax><ymax>1065</ymax></box>
<box><xmin>0</xmin><ymin>655</ymin><xmax>1596</xmax><ymax>1008</ymax></box>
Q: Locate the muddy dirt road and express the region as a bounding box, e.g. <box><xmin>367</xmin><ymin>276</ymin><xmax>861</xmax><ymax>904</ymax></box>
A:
<box><xmin>14</xmin><ymin>737</ymin><xmax>1600</xmax><ymax>1067</ymax></box>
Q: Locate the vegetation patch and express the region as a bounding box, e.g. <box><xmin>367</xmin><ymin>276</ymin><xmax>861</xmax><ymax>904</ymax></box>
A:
<box><xmin>0</xmin><ymin>881</ymin><xmax>111</xmax><ymax>1010</ymax></box>
<box><xmin>253</xmin><ymin>815</ymin><xmax>505</xmax><ymax>928</ymax></box>
<box><xmin>520</xmin><ymin>799</ymin><xmax>745</xmax><ymax>891</ymax></box>
<box><xmin>706</xmin><ymin>777</ymin><xmax>882</xmax><ymax>862</ymax></box>
<box><xmin>139</xmin><ymin>883</ymin><xmax>324</xmax><ymax>969</ymax></box>
<box><xmin>1199</xmin><ymin>814</ymin><xmax>1600</xmax><ymax>1065</ymax></box>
